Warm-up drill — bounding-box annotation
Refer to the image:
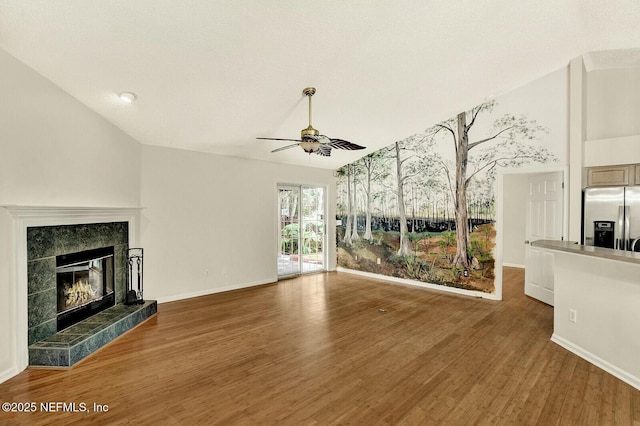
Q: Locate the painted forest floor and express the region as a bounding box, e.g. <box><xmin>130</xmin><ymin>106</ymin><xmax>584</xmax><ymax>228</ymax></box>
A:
<box><xmin>337</xmin><ymin>224</ymin><xmax>496</xmax><ymax>293</ymax></box>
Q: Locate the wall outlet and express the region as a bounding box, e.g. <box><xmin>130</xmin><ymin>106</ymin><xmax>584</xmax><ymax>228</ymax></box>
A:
<box><xmin>376</xmin><ymin>258</ymin><xmax>381</xmax><ymax>265</ymax></box>
<box><xmin>569</xmin><ymin>309</ymin><xmax>577</xmax><ymax>323</ymax></box>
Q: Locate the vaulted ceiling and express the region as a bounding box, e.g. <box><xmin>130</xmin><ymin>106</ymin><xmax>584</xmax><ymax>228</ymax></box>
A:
<box><xmin>1</xmin><ymin>1</ymin><xmax>640</xmax><ymax>170</ymax></box>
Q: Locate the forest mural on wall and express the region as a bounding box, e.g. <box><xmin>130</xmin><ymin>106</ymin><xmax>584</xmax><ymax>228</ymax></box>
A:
<box><xmin>336</xmin><ymin>70</ymin><xmax>567</xmax><ymax>293</ymax></box>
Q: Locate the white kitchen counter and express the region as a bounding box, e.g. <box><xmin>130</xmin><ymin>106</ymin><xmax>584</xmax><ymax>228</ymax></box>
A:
<box><xmin>530</xmin><ymin>240</ymin><xmax>640</xmax><ymax>391</ymax></box>
<box><xmin>531</xmin><ymin>239</ymin><xmax>640</xmax><ymax>264</ymax></box>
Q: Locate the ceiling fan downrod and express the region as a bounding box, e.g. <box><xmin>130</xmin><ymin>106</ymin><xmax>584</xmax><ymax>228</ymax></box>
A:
<box><xmin>301</xmin><ymin>87</ymin><xmax>319</xmax><ymax>138</ymax></box>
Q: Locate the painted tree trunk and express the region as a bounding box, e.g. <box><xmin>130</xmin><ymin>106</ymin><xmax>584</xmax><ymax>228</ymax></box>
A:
<box><xmin>343</xmin><ymin>166</ymin><xmax>353</xmax><ymax>246</ymax></box>
<box><xmin>453</xmin><ymin>112</ymin><xmax>473</xmax><ymax>268</ymax></box>
<box><xmin>363</xmin><ymin>167</ymin><xmax>372</xmax><ymax>240</ymax></box>
<box><xmin>351</xmin><ymin>163</ymin><xmax>360</xmax><ymax>241</ymax></box>
<box><xmin>395</xmin><ymin>142</ymin><xmax>410</xmax><ymax>256</ymax></box>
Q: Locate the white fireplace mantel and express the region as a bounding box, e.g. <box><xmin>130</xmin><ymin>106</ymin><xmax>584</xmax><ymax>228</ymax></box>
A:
<box><xmin>2</xmin><ymin>205</ymin><xmax>142</xmax><ymax>220</ymax></box>
<box><xmin>1</xmin><ymin>205</ymin><xmax>143</xmax><ymax>379</ymax></box>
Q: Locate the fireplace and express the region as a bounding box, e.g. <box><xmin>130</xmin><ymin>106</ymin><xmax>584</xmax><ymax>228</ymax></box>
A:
<box><xmin>2</xmin><ymin>208</ymin><xmax>150</xmax><ymax>371</ymax></box>
<box><xmin>56</xmin><ymin>246</ymin><xmax>116</xmax><ymax>331</ymax></box>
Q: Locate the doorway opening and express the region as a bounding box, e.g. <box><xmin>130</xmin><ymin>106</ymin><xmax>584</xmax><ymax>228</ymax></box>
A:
<box><xmin>278</xmin><ymin>185</ymin><xmax>326</xmax><ymax>277</ymax></box>
<box><xmin>496</xmin><ymin>166</ymin><xmax>568</xmax><ymax>303</ymax></box>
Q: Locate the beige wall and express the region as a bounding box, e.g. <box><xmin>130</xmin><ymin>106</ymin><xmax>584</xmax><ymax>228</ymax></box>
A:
<box><xmin>139</xmin><ymin>145</ymin><xmax>336</xmax><ymax>302</ymax></box>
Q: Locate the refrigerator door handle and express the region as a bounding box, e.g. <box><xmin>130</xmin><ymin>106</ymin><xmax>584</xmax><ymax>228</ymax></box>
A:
<box><xmin>625</xmin><ymin>205</ymin><xmax>631</xmax><ymax>250</ymax></box>
<box><xmin>618</xmin><ymin>205</ymin><xmax>626</xmax><ymax>251</ymax></box>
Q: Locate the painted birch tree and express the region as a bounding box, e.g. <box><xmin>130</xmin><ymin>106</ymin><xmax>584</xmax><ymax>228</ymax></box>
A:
<box><xmin>390</xmin><ymin>134</ymin><xmax>441</xmax><ymax>256</ymax></box>
<box><xmin>430</xmin><ymin>100</ymin><xmax>554</xmax><ymax>268</ymax></box>
<box><xmin>336</xmin><ymin>165</ymin><xmax>353</xmax><ymax>246</ymax></box>
<box><xmin>360</xmin><ymin>151</ymin><xmax>390</xmax><ymax>241</ymax></box>
<box><xmin>350</xmin><ymin>162</ymin><xmax>360</xmax><ymax>242</ymax></box>
<box><xmin>393</xmin><ymin>140</ymin><xmax>411</xmax><ymax>256</ymax></box>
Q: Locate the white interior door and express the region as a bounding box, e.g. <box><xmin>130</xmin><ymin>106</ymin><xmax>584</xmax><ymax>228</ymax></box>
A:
<box><xmin>524</xmin><ymin>172</ymin><xmax>564</xmax><ymax>306</ymax></box>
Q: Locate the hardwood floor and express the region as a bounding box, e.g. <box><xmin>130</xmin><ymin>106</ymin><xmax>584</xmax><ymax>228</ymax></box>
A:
<box><xmin>1</xmin><ymin>267</ymin><xmax>639</xmax><ymax>425</ymax></box>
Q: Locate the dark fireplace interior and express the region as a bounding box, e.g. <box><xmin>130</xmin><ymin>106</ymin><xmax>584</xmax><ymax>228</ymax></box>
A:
<box><xmin>56</xmin><ymin>246</ymin><xmax>116</xmax><ymax>331</ymax></box>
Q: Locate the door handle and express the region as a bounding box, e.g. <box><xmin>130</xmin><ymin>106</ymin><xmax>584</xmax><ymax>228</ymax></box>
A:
<box><xmin>524</xmin><ymin>240</ymin><xmax>530</xmax><ymax>245</ymax></box>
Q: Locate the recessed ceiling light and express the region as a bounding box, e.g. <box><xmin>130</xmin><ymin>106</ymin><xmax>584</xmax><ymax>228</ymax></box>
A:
<box><xmin>119</xmin><ymin>92</ymin><xmax>137</xmax><ymax>103</ymax></box>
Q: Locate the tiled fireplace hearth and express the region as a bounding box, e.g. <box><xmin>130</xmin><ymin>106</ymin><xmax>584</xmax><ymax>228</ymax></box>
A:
<box><xmin>3</xmin><ymin>206</ymin><xmax>156</xmax><ymax>371</ymax></box>
<box><xmin>29</xmin><ymin>301</ymin><xmax>156</xmax><ymax>367</ymax></box>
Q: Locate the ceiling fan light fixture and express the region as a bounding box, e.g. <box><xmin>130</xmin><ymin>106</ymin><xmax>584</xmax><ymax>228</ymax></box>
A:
<box><xmin>119</xmin><ymin>92</ymin><xmax>137</xmax><ymax>103</ymax></box>
<box><xmin>300</xmin><ymin>140</ymin><xmax>321</xmax><ymax>154</ymax></box>
<box><xmin>257</xmin><ymin>86</ymin><xmax>366</xmax><ymax>156</ymax></box>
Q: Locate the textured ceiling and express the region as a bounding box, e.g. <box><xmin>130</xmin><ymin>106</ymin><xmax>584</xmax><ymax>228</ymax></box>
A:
<box><xmin>1</xmin><ymin>1</ymin><xmax>640</xmax><ymax>170</ymax></box>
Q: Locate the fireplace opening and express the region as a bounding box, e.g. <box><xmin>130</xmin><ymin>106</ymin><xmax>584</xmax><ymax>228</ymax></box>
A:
<box><xmin>56</xmin><ymin>246</ymin><xmax>115</xmax><ymax>331</ymax></box>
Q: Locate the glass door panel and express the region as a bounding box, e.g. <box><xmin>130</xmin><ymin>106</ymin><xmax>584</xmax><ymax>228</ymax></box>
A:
<box><xmin>301</xmin><ymin>187</ymin><xmax>325</xmax><ymax>273</ymax></box>
<box><xmin>277</xmin><ymin>185</ymin><xmax>326</xmax><ymax>277</ymax></box>
<box><xmin>278</xmin><ymin>187</ymin><xmax>301</xmax><ymax>277</ymax></box>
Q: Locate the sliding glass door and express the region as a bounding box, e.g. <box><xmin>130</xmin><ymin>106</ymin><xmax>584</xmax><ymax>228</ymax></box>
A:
<box><xmin>278</xmin><ymin>185</ymin><xmax>326</xmax><ymax>277</ymax></box>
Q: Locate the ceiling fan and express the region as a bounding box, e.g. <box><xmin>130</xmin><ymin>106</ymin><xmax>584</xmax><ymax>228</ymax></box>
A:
<box><xmin>258</xmin><ymin>87</ymin><xmax>366</xmax><ymax>156</ymax></box>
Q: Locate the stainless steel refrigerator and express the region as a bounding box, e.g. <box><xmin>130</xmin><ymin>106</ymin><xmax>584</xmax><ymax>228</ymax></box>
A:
<box><xmin>582</xmin><ymin>186</ymin><xmax>640</xmax><ymax>251</ymax></box>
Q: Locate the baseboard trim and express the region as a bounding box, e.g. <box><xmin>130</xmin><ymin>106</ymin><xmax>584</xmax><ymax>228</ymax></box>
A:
<box><xmin>502</xmin><ymin>262</ymin><xmax>525</xmax><ymax>269</ymax></box>
<box><xmin>336</xmin><ymin>267</ymin><xmax>499</xmax><ymax>300</ymax></box>
<box><xmin>551</xmin><ymin>333</ymin><xmax>640</xmax><ymax>391</ymax></box>
<box><xmin>155</xmin><ymin>278</ymin><xmax>277</xmax><ymax>304</ymax></box>
<box><xmin>0</xmin><ymin>366</ymin><xmax>20</xmax><ymax>385</ymax></box>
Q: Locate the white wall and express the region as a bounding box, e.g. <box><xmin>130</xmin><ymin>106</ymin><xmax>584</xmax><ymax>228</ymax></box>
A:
<box><xmin>582</xmin><ymin>67</ymin><xmax>640</xmax><ymax>167</ymax></box>
<box><xmin>0</xmin><ymin>49</ymin><xmax>141</xmax><ymax>207</ymax></box>
<box><xmin>583</xmin><ymin>67</ymin><xmax>640</xmax><ymax>167</ymax></box>
<box><xmin>584</xmin><ymin>135</ymin><xmax>640</xmax><ymax>167</ymax></box>
<box><xmin>586</xmin><ymin>68</ymin><xmax>640</xmax><ymax>142</ymax></box>
<box><xmin>0</xmin><ymin>48</ymin><xmax>141</xmax><ymax>382</ymax></box>
<box><xmin>568</xmin><ymin>56</ymin><xmax>586</xmax><ymax>243</ymax></box>
<box><xmin>140</xmin><ymin>145</ymin><xmax>336</xmax><ymax>302</ymax></box>
<box><xmin>552</xmin><ymin>252</ymin><xmax>640</xmax><ymax>390</ymax></box>
<box><xmin>502</xmin><ymin>174</ymin><xmax>527</xmax><ymax>267</ymax></box>
<box><xmin>0</xmin><ymin>210</ymin><xmax>14</xmax><ymax>382</ymax></box>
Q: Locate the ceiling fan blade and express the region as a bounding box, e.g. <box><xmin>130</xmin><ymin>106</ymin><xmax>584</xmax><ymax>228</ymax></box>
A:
<box><xmin>316</xmin><ymin>144</ymin><xmax>332</xmax><ymax>157</ymax></box>
<box><xmin>327</xmin><ymin>138</ymin><xmax>366</xmax><ymax>150</ymax></box>
<box><xmin>257</xmin><ymin>137</ymin><xmax>303</xmax><ymax>142</ymax></box>
<box><xmin>271</xmin><ymin>143</ymin><xmax>302</xmax><ymax>153</ymax></box>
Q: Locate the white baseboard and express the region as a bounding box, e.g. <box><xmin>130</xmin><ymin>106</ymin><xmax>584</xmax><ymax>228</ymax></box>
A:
<box><xmin>551</xmin><ymin>333</ymin><xmax>640</xmax><ymax>391</ymax></box>
<box><xmin>336</xmin><ymin>267</ymin><xmax>499</xmax><ymax>300</ymax></box>
<box><xmin>502</xmin><ymin>262</ymin><xmax>525</xmax><ymax>269</ymax></box>
<box><xmin>0</xmin><ymin>366</ymin><xmax>20</xmax><ymax>385</ymax></box>
<box><xmin>155</xmin><ymin>278</ymin><xmax>277</xmax><ymax>304</ymax></box>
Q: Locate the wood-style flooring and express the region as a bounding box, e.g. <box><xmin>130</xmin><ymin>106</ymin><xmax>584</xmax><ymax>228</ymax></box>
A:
<box><xmin>1</xmin><ymin>267</ymin><xmax>639</xmax><ymax>425</ymax></box>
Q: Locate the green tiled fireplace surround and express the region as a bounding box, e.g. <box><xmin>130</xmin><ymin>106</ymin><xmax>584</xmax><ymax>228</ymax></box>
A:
<box><xmin>26</xmin><ymin>222</ymin><xmax>157</xmax><ymax>367</ymax></box>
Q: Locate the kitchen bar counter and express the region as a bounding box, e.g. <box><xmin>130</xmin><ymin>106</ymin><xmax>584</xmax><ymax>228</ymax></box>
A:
<box><xmin>531</xmin><ymin>239</ymin><xmax>640</xmax><ymax>265</ymax></box>
<box><xmin>530</xmin><ymin>239</ymin><xmax>640</xmax><ymax>391</ymax></box>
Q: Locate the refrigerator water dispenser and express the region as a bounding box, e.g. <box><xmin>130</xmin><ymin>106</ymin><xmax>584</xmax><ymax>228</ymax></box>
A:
<box><xmin>594</xmin><ymin>221</ymin><xmax>615</xmax><ymax>249</ymax></box>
